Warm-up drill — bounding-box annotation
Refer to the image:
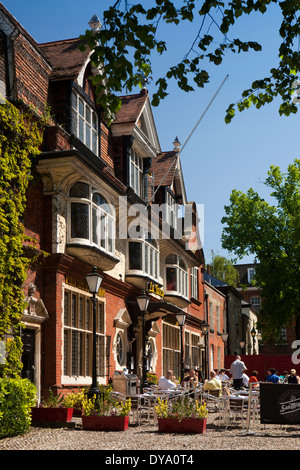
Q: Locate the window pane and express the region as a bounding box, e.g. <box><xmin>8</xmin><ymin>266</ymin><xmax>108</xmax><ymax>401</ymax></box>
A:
<box><xmin>79</xmin><ymin>117</ymin><xmax>84</xmax><ymax>141</ymax></box>
<box><xmin>86</xmin><ymin>123</ymin><xmax>91</xmax><ymax>149</ymax></box>
<box><xmin>166</xmin><ymin>267</ymin><xmax>177</xmax><ymax>290</ymax></box>
<box><xmin>71</xmin><ymin>203</ymin><xmax>89</xmax><ymax>239</ymax></box>
<box><xmin>79</xmin><ymin>98</ymin><xmax>84</xmax><ymax>116</ymax></box>
<box><xmin>92</xmin><ymin>207</ymin><xmax>98</xmax><ymax>244</ymax></box>
<box><xmin>166</xmin><ymin>254</ymin><xmax>177</xmax><ymax>264</ymax></box>
<box><xmin>70</xmin><ymin>182</ymin><xmax>89</xmax><ymax>199</ymax></box>
<box><xmin>129</xmin><ymin>242</ymin><xmax>142</xmax><ymax>270</ymax></box>
<box><xmin>86</xmin><ymin>107</ymin><xmax>91</xmax><ymax>123</ymax></box>
<box><xmin>92</xmin><ymin>130</ymin><xmax>97</xmax><ymax>154</ymax></box>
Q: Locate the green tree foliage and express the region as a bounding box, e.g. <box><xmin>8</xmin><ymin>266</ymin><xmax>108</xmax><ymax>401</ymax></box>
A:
<box><xmin>80</xmin><ymin>0</ymin><xmax>300</xmax><ymax>122</ymax></box>
<box><xmin>221</xmin><ymin>159</ymin><xmax>300</xmax><ymax>342</ymax></box>
<box><xmin>0</xmin><ymin>100</ymin><xmax>43</xmax><ymax>377</ymax></box>
<box><xmin>209</xmin><ymin>251</ymin><xmax>239</xmax><ymax>287</ymax></box>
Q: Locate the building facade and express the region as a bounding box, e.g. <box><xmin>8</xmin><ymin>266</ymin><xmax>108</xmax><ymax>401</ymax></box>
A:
<box><xmin>0</xmin><ymin>4</ymin><xmax>226</xmax><ymax>399</ymax></box>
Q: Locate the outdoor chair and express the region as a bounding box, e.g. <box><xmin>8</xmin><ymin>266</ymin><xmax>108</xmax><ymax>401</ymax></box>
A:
<box><xmin>225</xmin><ymin>397</ymin><xmax>248</xmax><ymax>429</ymax></box>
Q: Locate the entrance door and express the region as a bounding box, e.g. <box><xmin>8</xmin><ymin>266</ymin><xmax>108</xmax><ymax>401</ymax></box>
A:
<box><xmin>21</xmin><ymin>329</ymin><xmax>35</xmax><ymax>383</ymax></box>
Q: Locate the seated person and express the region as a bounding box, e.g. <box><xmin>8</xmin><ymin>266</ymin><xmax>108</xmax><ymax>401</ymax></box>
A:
<box><xmin>181</xmin><ymin>369</ymin><xmax>198</xmax><ymax>387</ymax></box>
<box><xmin>265</xmin><ymin>368</ymin><xmax>280</xmax><ymax>383</ymax></box>
<box><xmin>158</xmin><ymin>370</ymin><xmax>177</xmax><ymax>390</ymax></box>
<box><xmin>203</xmin><ymin>370</ymin><xmax>222</xmax><ymax>397</ymax></box>
<box><xmin>218</xmin><ymin>369</ymin><xmax>230</xmax><ymax>382</ymax></box>
<box><xmin>242</xmin><ymin>371</ymin><xmax>249</xmax><ymax>388</ymax></box>
<box><xmin>249</xmin><ymin>370</ymin><xmax>259</xmax><ymax>387</ymax></box>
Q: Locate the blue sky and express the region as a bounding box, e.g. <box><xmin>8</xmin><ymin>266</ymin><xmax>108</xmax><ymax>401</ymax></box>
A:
<box><xmin>3</xmin><ymin>0</ymin><xmax>300</xmax><ymax>266</ymax></box>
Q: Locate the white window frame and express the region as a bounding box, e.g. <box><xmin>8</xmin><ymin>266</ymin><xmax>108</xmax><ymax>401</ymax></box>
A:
<box><xmin>165</xmin><ymin>255</ymin><xmax>188</xmax><ymax>299</ymax></box>
<box><xmin>72</xmin><ymin>92</ymin><xmax>98</xmax><ymax>155</ymax></box>
<box><xmin>68</xmin><ymin>182</ymin><xmax>115</xmax><ymax>256</ymax></box>
<box><xmin>166</xmin><ymin>191</ymin><xmax>177</xmax><ymax>229</ymax></box>
<box><xmin>190</xmin><ymin>267</ymin><xmax>199</xmax><ymax>300</ymax></box>
<box><xmin>250</xmin><ymin>296</ymin><xmax>261</xmax><ymax>310</ymax></box>
<box><xmin>247</xmin><ymin>267</ymin><xmax>256</xmax><ymax>283</ymax></box>
<box><xmin>129</xmin><ymin>149</ymin><xmax>143</xmax><ymax>197</ymax></box>
<box><xmin>63</xmin><ymin>288</ymin><xmax>106</xmax><ymax>384</ymax></box>
<box><xmin>127</xmin><ymin>232</ymin><xmax>159</xmax><ymax>282</ymax></box>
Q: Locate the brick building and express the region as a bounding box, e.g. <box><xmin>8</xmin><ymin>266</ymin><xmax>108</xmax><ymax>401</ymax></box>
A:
<box><xmin>0</xmin><ymin>4</ymin><xmax>226</xmax><ymax>400</ymax></box>
<box><xmin>234</xmin><ymin>263</ymin><xmax>295</xmax><ymax>356</ymax></box>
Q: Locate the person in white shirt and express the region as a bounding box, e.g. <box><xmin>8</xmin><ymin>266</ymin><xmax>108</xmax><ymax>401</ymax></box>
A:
<box><xmin>230</xmin><ymin>355</ymin><xmax>247</xmax><ymax>390</ymax></box>
<box><xmin>242</xmin><ymin>372</ymin><xmax>249</xmax><ymax>388</ymax></box>
<box><xmin>158</xmin><ymin>370</ymin><xmax>177</xmax><ymax>390</ymax></box>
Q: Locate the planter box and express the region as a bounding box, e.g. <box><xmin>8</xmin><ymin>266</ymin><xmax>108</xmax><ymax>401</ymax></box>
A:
<box><xmin>157</xmin><ymin>417</ymin><xmax>207</xmax><ymax>434</ymax></box>
<box><xmin>82</xmin><ymin>415</ymin><xmax>129</xmax><ymax>431</ymax></box>
<box><xmin>31</xmin><ymin>407</ymin><xmax>74</xmax><ymax>423</ymax></box>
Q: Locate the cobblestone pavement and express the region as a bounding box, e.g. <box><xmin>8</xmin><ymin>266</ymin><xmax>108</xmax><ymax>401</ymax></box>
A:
<box><xmin>0</xmin><ymin>415</ymin><xmax>300</xmax><ymax>452</ymax></box>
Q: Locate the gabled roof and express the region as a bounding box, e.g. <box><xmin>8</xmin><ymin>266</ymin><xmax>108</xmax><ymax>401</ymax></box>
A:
<box><xmin>113</xmin><ymin>92</ymin><xmax>148</xmax><ymax>124</ymax></box>
<box><xmin>150</xmin><ymin>151</ymin><xmax>178</xmax><ymax>188</ymax></box>
<box><xmin>150</xmin><ymin>149</ymin><xmax>187</xmax><ymax>205</ymax></box>
<box><xmin>111</xmin><ymin>88</ymin><xmax>161</xmax><ymax>155</ymax></box>
<box><xmin>39</xmin><ymin>38</ymin><xmax>91</xmax><ymax>80</ymax></box>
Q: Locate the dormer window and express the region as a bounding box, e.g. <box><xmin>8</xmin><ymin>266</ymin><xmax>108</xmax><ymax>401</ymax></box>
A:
<box><xmin>69</xmin><ymin>182</ymin><xmax>115</xmax><ymax>255</ymax></box>
<box><xmin>247</xmin><ymin>267</ymin><xmax>256</xmax><ymax>283</ymax></box>
<box><xmin>129</xmin><ymin>149</ymin><xmax>143</xmax><ymax>197</ymax></box>
<box><xmin>72</xmin><ymin>92</ymin><xmax>98</xmax><ymax>155</ymax></box>
<box><xmin>166</xmin><ymin>190</ymin><xmax>177</xmax><ymax>229</ymax></box>
<box><xmin>165</xmin><ymin>254</ymin><xmax>188</xmax><ymax>299</ymax></box>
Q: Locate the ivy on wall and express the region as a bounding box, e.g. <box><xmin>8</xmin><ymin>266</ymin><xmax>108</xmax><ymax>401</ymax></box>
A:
<box><xmin>0</xmin><ymin>100</ymin><xmax>44</xmax><ymax>377</ymax></box>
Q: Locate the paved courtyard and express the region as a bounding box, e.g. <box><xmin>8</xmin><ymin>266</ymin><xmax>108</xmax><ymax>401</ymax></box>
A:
<box><xmin>0</xmin><ymin>414</ymin><xmax>299</xmax><ymax>452</ymax></box>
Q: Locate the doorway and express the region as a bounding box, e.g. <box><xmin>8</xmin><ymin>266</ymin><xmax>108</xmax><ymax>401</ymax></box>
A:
<box><xmin>21</xmin><ymin>329</ymin><xmax>35</xmax><ymax>383</ymax></box>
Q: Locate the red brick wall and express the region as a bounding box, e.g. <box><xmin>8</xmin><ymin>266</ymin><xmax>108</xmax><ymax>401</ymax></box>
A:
<box><xmin>13</xmin><ymin>34</ymin><xmax>51</xmax><ymax>116</ymax></box>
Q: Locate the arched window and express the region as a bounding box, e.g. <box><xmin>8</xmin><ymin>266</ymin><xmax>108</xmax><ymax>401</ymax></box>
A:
<box><xmin>165</xmin><ymin>255</ymin><xmax>188</xmax><ymax>299</ymax></box>
<box><xmin>69</xmin><ymin>182</ymin><xmax>115</xmax><ymax>254</ymax></box>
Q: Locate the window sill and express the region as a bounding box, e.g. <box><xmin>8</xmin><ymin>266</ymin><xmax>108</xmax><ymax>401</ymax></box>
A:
<box><xmin>164</xmin><ymin>291</ymin><xmax>191</xmax><ymax>309</ymax></box>
<box><xmin>125</xmin><ymin>271</ymin><xmax>160</xmax><ymax>290</ymax></box>
<box><xmin>66</xmin><ymin>242</ymin><xmax>120</xmax><ymax>271</ymax></box>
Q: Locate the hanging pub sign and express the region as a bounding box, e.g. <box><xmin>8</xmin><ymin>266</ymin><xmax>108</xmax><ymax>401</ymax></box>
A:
<box><xmin>147</xmin><ymin>282</ymin><xmax>164</xmax><ymax>298</ymax></box>
<box><xmin>260</xmin><ymin>383</ymin><xmax>300</xmax><ymax>425</ymax></box>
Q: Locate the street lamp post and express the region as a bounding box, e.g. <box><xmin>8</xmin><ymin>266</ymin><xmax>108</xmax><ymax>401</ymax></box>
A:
<box><xmin>251</xmin><ymin>326</ymin><xmax>256</xmax><ymax>354</ymax></box>
<box><xmin>200</xmin><ymin>320</ymin><xmax>209</xmax><ymax>380</ymax></box>
<box><xmin>176</xmin><ymin>312</ymin><xmax>186</xmax><ymax>383</ymax></box>
<box><xmin>136</xmin><ymin>291</ymin><xmax>150</xmax><ymax>394</ymax></box>
<box><xmin>85</xmin><ymin>266</ymin><xmax>103</xmax><ymax>399</ymax></box>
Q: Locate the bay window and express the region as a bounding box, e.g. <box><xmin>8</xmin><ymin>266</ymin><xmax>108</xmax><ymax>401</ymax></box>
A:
<box><xmin>128</xmin><ymin>232</ymin><xmax>159</xmax><ymax>281</ymax></box>
<box><xmin>69</xmin><ymin>181</ymin><xmax>115</xmax><ymax>255</ymax></box>
<box><xmin>165</xmin><ymin>254</ymin><xmax>188</xmax><ymax>299</ymax></box>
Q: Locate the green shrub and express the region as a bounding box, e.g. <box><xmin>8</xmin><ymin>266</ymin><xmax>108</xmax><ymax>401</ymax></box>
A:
<box><xmin>0</xmin><ymin>377</ymin><xmax>37</xmax><ymax>438</ymax></box>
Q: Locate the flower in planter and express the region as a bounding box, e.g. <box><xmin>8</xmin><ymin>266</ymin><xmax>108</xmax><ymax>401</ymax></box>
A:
<box><xmin>40</xmin><ymin>388</ymin><xmax>65</xmax><ymax>408</ymax></box>
<box><xmin>147</xmin><ymin>372</ymin><xmax>159</xmax><ymax>385</ymax></box>
<box><xmin>82</xmin><ymin>390</ymin><xmax>131</xmax><ymax>417</ymax></box>
<box><xmin>63</xmin><ymin>389</ymin><xmax>86</xmax><ymax>411</ymax></box>
<box><xmin>155</xmin><ymin>396</ymin><xmax>208</xmax><ymax>422</ymax></box>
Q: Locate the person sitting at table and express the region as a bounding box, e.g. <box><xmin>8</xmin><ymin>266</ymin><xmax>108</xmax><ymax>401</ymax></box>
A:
<box><xmin>249</xmin><ymin>370</ymin><xmax>259</xmax><ymax>387</ymax></box>
<box><xmin>158</xmin><ymin>370</ymin><xmax>177</xmax><ymax>390</ymax></box>
<box><xmin>203</xmin><ymin>370</ymin><xmax>222</xmax><ymax>397</ymax></box>
<box><xmin>242</xmin><ymin>371</ymin><xmax>249</xmax><ymax>388</ymax></box>
<box><xmin>265</xmin><ymin>367</ymin><xmax>280</xmax><ymax>383</ymax></box>
<box><xmin>181</xmin><ymin>369</ymin><xmax>198</xmax><ymax>387</ymax></box>
<box><xmin>218</xmin><ymin>369</ymin><xmax>230</xmax><ymax>382</ymax></box>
